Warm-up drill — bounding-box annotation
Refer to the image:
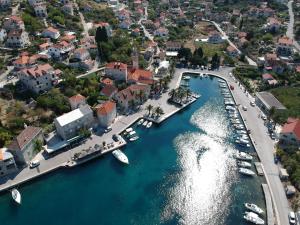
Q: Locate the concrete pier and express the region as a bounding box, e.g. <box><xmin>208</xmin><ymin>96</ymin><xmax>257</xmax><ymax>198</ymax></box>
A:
<box><xmin>262</xmin><ymin>183</ymin><xmax>275</xmax><ymax>225</ymax></box>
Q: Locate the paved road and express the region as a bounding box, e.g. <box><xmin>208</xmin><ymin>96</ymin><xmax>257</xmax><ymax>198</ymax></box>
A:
<box><xmin>176</xmin><ymin>67</ymin><xmax>290</xmax><ymax>225</ymax></box>
<box><xmin>286</xmin><ymin>0</ymin><xmax>300</xmax><ymax>52</ymax></box>
<box><xmin>208</xmin><ymin>20</ymin><xmax>257</xmax><ymax>66</ymax></box>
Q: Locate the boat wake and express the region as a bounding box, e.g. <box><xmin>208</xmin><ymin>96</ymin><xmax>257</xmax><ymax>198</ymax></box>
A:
<box><xmin>161</xmin><ymin>101</ymin><xmax>237</xmax><ymax>225</ymax></box>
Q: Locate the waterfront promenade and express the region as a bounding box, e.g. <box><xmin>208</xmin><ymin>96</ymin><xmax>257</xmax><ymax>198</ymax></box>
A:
<box><xmin>175</xmin><ymin>68</ymin><xmax>289</xmax><ymax>225</ymax></box>
<box><xmin>0</xmin><ymin>69</ymin><xmax>193</xmax><ymax>193</ymax></box>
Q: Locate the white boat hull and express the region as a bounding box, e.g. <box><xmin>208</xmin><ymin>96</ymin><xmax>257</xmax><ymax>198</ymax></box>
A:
<box><xmin>112</xmin><ymin>150</ymin><xmax>129</xmax><ymax>164</ymax></box>
<box><xmin>11</xmin><ymin>189</ymin><xmax>21</xmax><ymax>204</ymax></box>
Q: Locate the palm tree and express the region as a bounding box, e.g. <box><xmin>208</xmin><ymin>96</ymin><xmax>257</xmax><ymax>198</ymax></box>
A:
<box><xmin>129</xmin><ymin>99</ymin><xmax>135</xmax><ymax>109</ymax></box>
<box><xmin>146</xmin><ymin>104</ymin><xmax>153</xmax><ymax>115</ymax></box>
<box><xmin>154</xmin><ymin>106</ymin><xmax>164</xmax><ymax>118</ymax></box>
<box><xmin>185</xmin><ymin>88</ymin><xmax>192</xmax><ymax>101</ymax></box>
<box><xmin>268</xmin><ymin>106</ymin><xmax>276</xmax><ymax>122</ymax></box>
<box><xmin>169</xmin><ymin>89</ymin><xmax>177</xmax><ymax>100</ymax></box>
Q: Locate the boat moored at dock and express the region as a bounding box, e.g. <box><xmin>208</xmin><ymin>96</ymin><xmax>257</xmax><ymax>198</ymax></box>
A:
<box><xmin>112</xmin><ymin>149</ymin><xmax>129</xmax><ymax>164</ymax></box>
<box><xmin>11</xmin><ymin>189</ymin><xmax>21</xmax><ymax>204</ymax></box>
<box><xmin>243</xmin><ymin>211</ymin><xmax>265</xmax><ymax>224</ymax></box>
<box><xmin>235</xmin><ymin>151</ymin><xmax>253</xmax><ymax>161</ymax></box>
<box><xmin>245</xmin><ymin>203</ymin><xmax>264</xmax><ymax>214</ymax></box>
<box><xmin>237</xmin><ymin>161</ymin><xmax>252</xmax><ymax>168</ymax></box>
<box><xmin>137</xmin><ymin>119</ymin><xmax>144</xmax><ymax>126</ymax></box>
<box><xmin>239</xmin><ymin>168</ymin><xmax>256</xmax><ymax>176</ymax></box>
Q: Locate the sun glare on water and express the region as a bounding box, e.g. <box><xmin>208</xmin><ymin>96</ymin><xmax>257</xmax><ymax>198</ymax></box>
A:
<box><xmin>162</xmin><ymin>100</ymin><xmax>237</xmax><ymax>225</ymax></box>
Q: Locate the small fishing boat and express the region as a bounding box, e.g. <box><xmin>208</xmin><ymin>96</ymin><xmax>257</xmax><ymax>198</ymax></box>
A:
<box><xmin>235</xmin><ymin>152</ymin><xmax>253</xmax><ymax>161</ymax></box>
<box><xmin>125</xmin><ymin>127</ymin><xmax>133</xmax><ymax>133</ymax></box>
<box><xmin>183</xmin><ymin>75</ymin><xmax>191</xmax><ymax>80</ymax></box>
<box><xmin>244</xmin><ymin>211</ymin><xmax>264</xmax><ymax>224</ymax></box>
<box><xmin>137</xmin><ymin>119</ymin><xmax>144</xmax><ymax>125</ymax></box>
<box><xmin>245</xmin><ymin>203</ymin><xmax>264</xmax><ymax>214</ymax></box>
<box><xmin>127</xmin><ymin>131</ymin><xmax>136</xmax><ymax>138</ymax></box>
<box><xmin>112</xmin><ymin>149</ymin><xmax>129</xmax><ymax>164</ymax></box>
<box><xmin>11</xmin><ymin>188</ymin><xmax>21</xmax><ymax>204</ymax></box>
<box><xmin>239</xmin><ymin>168</ymin><xmax>256</xmax><ymax>176</ymax></box>
<box><xmin>129</xmin><ymin>136</ymin><xmax>139</xmax><ymax>142</ymax></box>
<box><xmin>146</xmin><ymin>121</ymin><xmax>152</xmax><ymax>128</ymax></box>
<box><xmin>142</xmin><ymin>121</ymin><xmax>148</xmax><ymax>126</ymax></box>
<box><xmin>237</xmin><ymin>161</ymin><xmax>252</xmax><ymax>168</ymax></box>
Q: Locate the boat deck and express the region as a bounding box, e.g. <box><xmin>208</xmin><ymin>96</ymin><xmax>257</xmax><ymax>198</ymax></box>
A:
<box><xmin>262</xmin><ymin>183</ymin><xmax>275</xmax><ymax>225</ymax></box>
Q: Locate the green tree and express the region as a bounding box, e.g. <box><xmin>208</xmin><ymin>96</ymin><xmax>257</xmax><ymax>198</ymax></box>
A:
<box><xmin>33</xmin><ymin>139</ymin><xmax>43</xmax><ymax>154</ymax></box>
<box><xmin>178</xmin><ymin>47</ymin><xmax>192</xmax><ymax>61</ymax></box>
<box><xmin>211</xmin><ymin>53</ymin><xmax>220</xmax><ymax>69</ymax></box>
<box><xmin>146</xmin><ymin>104</ymin><xmax>153</xmax><ymax>115</ymax></box>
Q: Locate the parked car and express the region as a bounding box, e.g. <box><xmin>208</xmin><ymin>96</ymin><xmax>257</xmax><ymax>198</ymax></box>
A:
<box><xmin>104</xmin><ymin>126</ymin><xmax>112</xmax><ymax>133</ymax></box>
<box><xmin>250</xmin><ymin>101</ymin><xmax>255</xmax><ymax>107</ymax></box>
<box><xmin>29</xmin><ymin>160</ymin><xmax>40</xmax><ymax>168</ymax></box>
<box><xmin>289</xmin><ymin>211</ymin><xmax>296</xmax><ymax>224</ymax></box>
<box><xmin>242</xmin><ymin>106</ymin><xmax>247</xmax><ymax>111</ymax></box>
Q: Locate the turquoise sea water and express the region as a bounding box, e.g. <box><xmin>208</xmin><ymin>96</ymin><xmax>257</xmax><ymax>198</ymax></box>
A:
<box><xmin>0</xmin><ymin>75</ymin><xmax>265</xmax><ymax>225</ymax></box>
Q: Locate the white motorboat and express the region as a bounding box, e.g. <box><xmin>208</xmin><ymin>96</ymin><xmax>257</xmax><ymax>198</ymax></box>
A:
<box><xmin>11</xmin><ymin>188</ymin><xmax>21</xmax><ymax>204</ymax></box>
<box><xmin>245</xmin><ymin>203</ymin><xmax>264</xmax><ymax>214</ymax></box>
<box><xmin>125</xmin><ymin>127</ymin><xmax>133</xmax><ymax>133</ymax></box>
<box><xmin>112</xmin><ymin>149</ymin><xmax>129</xmax><ymax>164</ymax></box>
<box><xmin>146</xmin><ymin>121</ymin><xmax>152</xmax><ymax>128</ymax></box>
<box><xmin>236</xmin><ymin>138</ymin><xmax>250</xmax><ymax>144</ymax></box>
<box><xmin>183</xmin><ymin>76</ymin><xmax>191</xmax><ymax>80</ymax></box>
<box><xmin>244</xmin><ymin>211</ymin><xmax>265</xmax><ymax>224</ymax></box>
<box><xmin>235</xmin><ymin>152</ymin><xmax>253</xmax><ymax>161</ymax></box>
<box><xmin>137</xmin><ymin>119</ymin><xmax>144</xmax><ymax>125</ymax></box>
<box><xmin>127</xmin><ymin>131</ymin><xmax>136</xmax><ymax>137</ymax></box>
<box><xmin>234</xmin><ymin>125</ymin><xmax>245</xmax><ymax>130</ymax></box>
<box><xmin>231</xmin><ymin>120</ymin><xmax>241</xmax><ymax>124</ymax></box>
<box><xmin>237</xmin><ymin>161</ymin><xmax>252</xmax><ymax>168</ymax></box>
<box><xmin>226</xmin><ymin>106</ymin><xmax>236</xmax><ymax>110</ymax></box>
<box><xmin>142</xmin><ymin>121</ymin><xmax>148</xmax><ymax>126</ymax></box>
<box><xmin>129</xmin><ymin>136</ymin><xmax>139</xmax><ymax>142</ymax></box>
<box><xmin>239</xmin><ymin>168</ymin><xmax>256</xmax><ymax>176</ymax></box>
<box><xmin>218</xmin><ymin>79</ymin><xmax>226</xmax><ymax>83</ymax></box>
<box><xmin>236</xmin><ymin>130</ymin><xmax>247</xmax><ymax>135</ymax></box>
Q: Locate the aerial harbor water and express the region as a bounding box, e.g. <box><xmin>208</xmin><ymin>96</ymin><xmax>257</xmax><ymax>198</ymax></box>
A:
<box><xmin>0</xmin><ymin>75</ymin><xmax>265</xmax><ymax>225</ymax></box>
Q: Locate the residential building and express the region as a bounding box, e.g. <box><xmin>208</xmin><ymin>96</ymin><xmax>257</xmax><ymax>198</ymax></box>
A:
<box><xmin>166</xmin><ymin>41</ymin><xmax>181</xmax><ymax>51</ymax></box>
<box><xmin>13</xmin><ymin>54</ymin><xmax>37</xmax><ymax>70</ymax></box>
<box><xmin>266</xmin><ymin>17</ymin><xmax>281</xmax><ymax>32</ymax></box>
<box><xmin>6</xmin><ymin>29</ymin><xmax>30</xmax><ymax>48</ymax></box>
<box><xmin>0</xmin><ymin>0</ymin><xmax>11</xmax><ymax>9</ymax></box>
<box><xmin>115</xmin><ymin>84</ymin><xmax>150</xmax><ymax>110</ymax></box>
<box><xmin>119</xmin><ymin>19</ymin><xmax>131</xmax><ymax>29</ymax></box>
<box><xmin>276</xmin><ymin>36</ymin><xmax>293</xmax><ymax>56</ymax></box>
<box><xmin>18</xmin><ymin>64</ymin><xmax>58</xmax><ymax>93</ymax></box>
<box><xmin>154</xmin><ymin>27</ymin><xmax>169</xmax><ymax>38</ymax></box>
<box><xmin>71</xmin><ymin>47</ymin><xmax>90</xmax><ymax>61</ymax></box>
<box><xmin>280</xmin><ymin>118</ymin><xmax>300</xmax><ymax>147</ymax></box>
<box><xmin>33</xmin><ymin>2</ymin><xmax>48</xmax><ymax>17</ymax></box>
<box><xmin>226</xmin><ymin>45</ymin><xmax>239</xmax><ymax>57</ymax></box>
<box><xmin>100</xmin><ymin>78</ymin><xmax>114</xmax><ymax>87</ymax></box>
<box><xmin>255</xmin><ymin>91</ymin><xmax>286</xmax><ymax>114</ymax></box>
<box><xmin>3</xmin><ymin>16</ymin><xmax>25</xmax><ymax>31</ymax></box>
<box><xmin>48</xmin><ymin>41</ymin><xmax>74</xmax><ymax>59</ymax></box>
<box><xmin>0</xmin><ymin>148</ymin><xmax>18</xmax><ymax>177</ymax></box>
<box><xmin>261</xmin><ymin>73</ymin><xmax>278</xmax><ymax>86</ymax></box>
<box><xmin>95</xmin><ymin>101</ymin><xmax>117</xmax><ymax>127</ymax></box>
<box><xmin>28</xmin><ymin>0</ymin><xmax>44</xmax><ymax>6</ymax></box>
<box><xmin>105</xmin><ymin>62</ymin><xmax>128</xmax><ymax>81</ymax></box>
<box><xmin>62</xmin><ymin>3</ymin><xmax>74</xmax><ymax>15</ymax></box>
<box><xmin>61</xmin><ymin>34</ymin><xmax>76</xmax><ymax>44</ymax></box>
<box><xmin>100</xmin><ymin>84</ymin><xmax>118</xmax><ymax>99</ymax></box>
<box><xmin>0</xmin><ymin>29</ymin><xmax>7</xmax><ymax>42</ymax></box>
<box><xmin>54</xmin><ymin>105</ymin><xmax>94</xmax><ymax>140</ymax></box>
<box><xmin>69</xmin><ymin>94</ymin><xmax>86</xmax><ymax>110</ymax></box>
<box><xmin>8</xmin><ymin>126</ymin><xmax>43</xmax><ymax>165</ymax></box>
<box><xmin>94</xmin><ymin>22</ymin><xmax>112</xmax><ymax>37</ymax></box>
<box><xmin>42</xmin><ymin>27</ymin><xmax>60</xmax><ymax>39</ymax></box>
<box><xmin>127</xmin><ymin>68</ymin><xmax>154</xmax><ymax>84</ymax></box>
<box><xmin>208</xmin><ymin>31</ymin><xmax>223</xmax><ymax>44</ymax></box>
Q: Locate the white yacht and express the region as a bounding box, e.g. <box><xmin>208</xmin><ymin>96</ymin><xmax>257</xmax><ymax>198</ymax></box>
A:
<box><xmin>239</xmin><ymin>168</ymin><xmax>256</xmax><ymax>176</ymax></box>
<box><xmin>235</xmin><ymin>152</ymin><xmax>253</xmax><ymax>161</ymax></box>
<box><xmin>245</xmin><ymin>203</ymin><xmax>264</xmax><ymax>214</ymax></box>
<box><xmin>11</xmin><ymin>188</ymin><xmax>21</xmax><ymax>204</ymax></box>
<box><xmin>129</xmin><ymin>136</ymin><xmax>139</xmax><ymax>142</ymax></box>
<box><xmin>112</xmin><ymin>149</ymin><xmax>129</xmax><ymax>164</ymax></box>
<box><xmin>137</xmin><ymin>119</ymin><xmax>144</xmax><ymax>125</ymax></box>
<box><xmin>125</xmin><ymin>127</ymin><xmax>133</xmax><ymax>134</ymax></box>
<box><xmin>244</xmin><ymin>211</ymin><xmax>265</xmax><ymax>224</ymax></box>
<box><xmin>236</xmin><ymin>130</ymin><xmax>247</xmax><ymax>135</ymax></box>
<box><xmin>142</xmin><ymin>121</ymin><xmax>148</xmax><ymax>126</ymax></box>
<box><xmin>127</xmin><ymin>131</ymin><xmax>136</xmax><ymax>137</ymax></box>
<box><xmin>146</xmin><ymin>121</ymin><xmax>152</xmax><ymax>128</ymax></box>
<box><xmin>237</xmin><ymin>161</ymin><xmax>252</xmax><ymax>168</ymax></box>
<box><xmin>183</xmin><ymin>75</ymin><xmax>191</xmax><ymax>80</ymax></box>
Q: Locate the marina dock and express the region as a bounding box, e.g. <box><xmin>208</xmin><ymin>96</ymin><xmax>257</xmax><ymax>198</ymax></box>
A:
<box><xmin>262</xmin><ymin>183</ymin><xmax>275</xmax><ymax>225</ymax></box>
<box><xmin>254</xmin><ymin>162</ymin><xmax>264</xmax><ymax>176</ymax></box>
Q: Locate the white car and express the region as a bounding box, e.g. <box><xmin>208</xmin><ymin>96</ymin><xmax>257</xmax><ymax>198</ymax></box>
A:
<box><xmin>250</xmin><ymin>101</ymin><xmax>255</xmax><ymax>107</ymax></box>
<box><xmin>242</xmin><ymin>106</ymin><xmax>247</xmax><ymax>111</ymax></box>
<box><xmin>29</xmin><ymin>160</ymin><xmax>40</xmax><ymax>168</ymax></box>
<box><xmin>289</xmin><ymin>211</ymin><xmax>296</xmax><ymax>224</ymax></box>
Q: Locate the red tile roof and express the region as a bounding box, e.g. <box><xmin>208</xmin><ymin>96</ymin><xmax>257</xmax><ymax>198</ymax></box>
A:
<box><xmin>69</xmin><ymin>94</ymin><xmax>86</xmax><ymax>103</ymax></box>
<box><xmin>128</xmin><ymin>69</ymin><xmax>153</xmax><ymax>83</ymax></box>
<box><xmin>278</xmin><ymin>36</ymin><xmax>293</xmax><ymax>45</ymax></box>
<box><xmin>281</xmin><ymin>118</ymin><xmax>300</xmax><ymax>140</ymax></box>
<box><xmin>101</xmin><ymin>78</ymin><xmax>114</xmax><ymax>86</ymax></box>
<box><xmin>8</xmin><ymin>126</ymin><xmax>42</xmax><ymax>151</ymax></box>
<box><xmin>106</xmin><ymin>62</ymin><xmax>127</xmax><ymax>70</ymax></box>
<box><xmin>101</xmin><ymin>84</ymin><xmax>117</xmax><ymax>97</ymax></box>
<box><xmin>96</xmin><ymin>101</ymin><xmax>116</xmax><ymax>116</ymax></box>
<box><xmin>21</xmin><ymin>64</ymin><xmax>53</xmax><ymax>78</ymax></box>
<box><xmin>262</xmin><ymin>73</ymin><xmax>274</xmax><ymax>80</ymax></box>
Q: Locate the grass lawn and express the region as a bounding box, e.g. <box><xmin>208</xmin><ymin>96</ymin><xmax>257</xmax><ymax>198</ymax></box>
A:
<box><xmin>194</xmin><ymin>41</ymin><xmax>226</xmax><ymax>58</ymax></box>
<box><xmin>271</xmin><ymin>87</ymin><xmax>300</xmax><ymax>117</ymax></box>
